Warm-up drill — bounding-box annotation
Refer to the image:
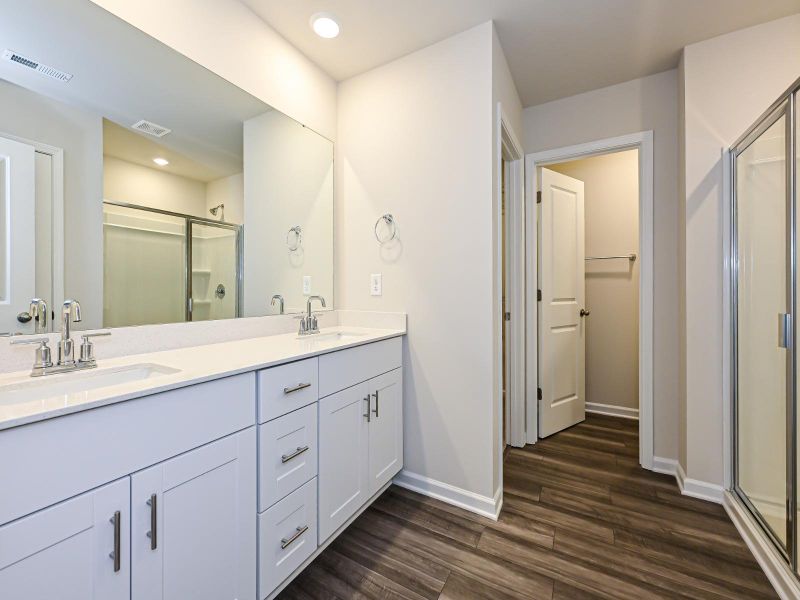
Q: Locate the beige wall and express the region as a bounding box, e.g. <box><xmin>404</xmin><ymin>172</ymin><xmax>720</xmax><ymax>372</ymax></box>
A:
<box><xmin>207</xmin><ymin>174</ymin><xmax>244</xmax><ymax>225</ymax></box>
<box><xmin>522</xmin><ymin>69</ymin><xmax>679</xmax><ymax>460</ymax></box>
<box><xmin>337</xmin><ymin>22</ymin><xmax>499</xmax><ymax>501</ymax></box>
<box><xmin>680</xmin><ymin>13</ymin><xmax>800</xmax><ymax>486</ymax></box>
<box><xmin>90</xmin><ymin>0</ymin><xmax>337</xmax><ymax>140</ymax></box>
<box><xmin>549</xmin><ymin>150</ymin><xmax>640</xmax><ymax>414</ymax></box>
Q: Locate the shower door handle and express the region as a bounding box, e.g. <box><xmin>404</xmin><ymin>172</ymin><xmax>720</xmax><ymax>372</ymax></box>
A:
<box><xmin>778</xmin><ymin>313</ymin><xmax>792</xmax><ymax>349</ymax></box>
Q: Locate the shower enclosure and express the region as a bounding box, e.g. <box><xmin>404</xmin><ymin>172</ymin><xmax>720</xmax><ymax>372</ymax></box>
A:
<box><xmin>103</xmin><ymin>201</ymin><xmax>242</xmax><ymax>327</ymax></box>
<box><xmin>731</xmin><ymin>76</ymin><xmax>798</xmax><ymax>570</ymax></box>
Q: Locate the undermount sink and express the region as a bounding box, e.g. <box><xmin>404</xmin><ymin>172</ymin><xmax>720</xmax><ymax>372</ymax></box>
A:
<box><xmin>297</xmin><ymin>330</ymin><xmax>366</xmax><ymax>342</ymax></box>
<box><xmin>0</xmin><ymin>363</ymin><xmax>181</xmax><ymax>406</ymax></box>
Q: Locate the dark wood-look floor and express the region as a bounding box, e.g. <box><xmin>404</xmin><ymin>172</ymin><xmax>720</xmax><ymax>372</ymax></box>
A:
<box><xmin>278</xmin><ymin>414</ymin><xmax>776</xmax><ymax>599</ymax></box>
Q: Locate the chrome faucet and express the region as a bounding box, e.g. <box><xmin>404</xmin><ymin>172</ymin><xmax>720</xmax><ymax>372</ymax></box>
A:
<box><xmin>298</xmin><ymin>295</ymin><xmax>326</xmax><ymax>335</ymax></box>
<box><xmin>58</xmin><ymin>299</ymin><xmax>82</xmax><ymax>366</ymax></box>
<box><xmin>271</xmin><ymin>294</ymin><xmax>285</xmax><ymax>315</ymax></box>
<box><xmin>29</xmin><ymin>298</ymin><xmax>48</xmax><ymax>334</ymax></box>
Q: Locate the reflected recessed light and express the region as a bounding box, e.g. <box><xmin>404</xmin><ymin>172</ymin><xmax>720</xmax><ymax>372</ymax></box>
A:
<box><xmin>310</xmin><ymin>13</ymin><xmax>340</xmax><ymax>39</ymax></box>
<box><xmin>153</xmin><ymin>157</ymin><xmax>169</xmax><ymax>166</ymax></box>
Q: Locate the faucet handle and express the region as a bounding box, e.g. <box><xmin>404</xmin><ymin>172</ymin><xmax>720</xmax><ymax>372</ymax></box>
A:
<box><xmin>11</xmin><ymin>337</ymin><xmax>53</xmax><ymax>369</ymax></box>
<box><xmin>79</xmin><ymin>331</ymin><xmax>111</xmax><ymax>364</ymax></box>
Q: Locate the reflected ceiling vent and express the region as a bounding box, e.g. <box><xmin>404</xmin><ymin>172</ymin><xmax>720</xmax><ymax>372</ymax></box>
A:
<box><xmin>2</xmin><ymin>50</ymin><xmax>73</xmax><ymax>82</ymax></box>
<box><xmin>131</xmin><ymin>119</ymin><xmax>171</xmax><ymax>138</ymax></box>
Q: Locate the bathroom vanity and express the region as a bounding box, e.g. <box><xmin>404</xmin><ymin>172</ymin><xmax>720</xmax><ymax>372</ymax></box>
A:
<box><xmin>0</xmin><ymin>327</ymin><xmax>404</xmax><ymax>599</ymax></box>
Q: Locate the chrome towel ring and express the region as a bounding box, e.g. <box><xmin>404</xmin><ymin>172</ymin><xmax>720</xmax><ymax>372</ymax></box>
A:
<box><xmin>374</xmin><ymin>214</ymin><xmax>397</xmax><ymax>244</ymax></box>
<box><xmin>286</xmin><ymin>225</ymin><xmax>302</xmax><ymax>251</ymax></box>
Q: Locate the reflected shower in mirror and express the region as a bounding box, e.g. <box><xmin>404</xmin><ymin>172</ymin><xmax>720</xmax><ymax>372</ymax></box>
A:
<box><xmin>0</xmin><ymin>0</ymin><xmax>333</xmax><ymax>334</ymax></box>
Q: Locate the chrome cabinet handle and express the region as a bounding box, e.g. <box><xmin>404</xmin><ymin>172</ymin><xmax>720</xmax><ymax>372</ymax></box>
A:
<box><xmin>281</xmin><ymin>445</ymin><xmax>310</xmax><ymax>463</ymax></box>
<box><xmin>372</xmin><ymin>391</ymin><xmax>379</xmax><ymax>418</ymax></box>
<box><xmin>109</xmin><ymin>510</ymin><xmax>121</xmax><ymax>572</ymax></box>
<box><xmin>280</xmin><ymin>525</ymin><xmax>309</xmax><ymax>549</ymax></box>
<box><xmin>363</xmin><ymin>395</ymin><xmax>371</xmax><ymax>422</ymax></box>
<box><xmin>146</xmin><ymin>494</ymin><xmax>157</xmax><ymax>550</ymax></box>
<box><xmin>283</xmin><ymin>382</ymin><xmax>311</xmax><ymax>394</ymax></box>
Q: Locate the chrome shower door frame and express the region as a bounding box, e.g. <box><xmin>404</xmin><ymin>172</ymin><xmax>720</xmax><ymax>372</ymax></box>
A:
<box><xmin>730</xmin><ymin>77</ymin><xmax>799</xmax><ymax>570</ymax></box>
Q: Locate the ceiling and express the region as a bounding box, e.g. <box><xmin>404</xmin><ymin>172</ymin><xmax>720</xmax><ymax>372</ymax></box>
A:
<box><xmin>0</xmin><ymin>0</ymin><xmax>271</xmax><ymax>179</ymax></box>
<box><xmin>241</xmin><ymin>0</ymin><xmax>800</xmax><ymax>107</ymax></box>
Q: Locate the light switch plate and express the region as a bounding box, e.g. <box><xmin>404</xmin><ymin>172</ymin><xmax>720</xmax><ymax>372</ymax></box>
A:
<box><xmin>370</xmin><ymin>273</ymin><xmax>382</xmax><ymax>296</ymax></box>
<box><xmin>303</xmin><ymin>276</ymin><xmax>311</xmax><ymax>295</ymax></box>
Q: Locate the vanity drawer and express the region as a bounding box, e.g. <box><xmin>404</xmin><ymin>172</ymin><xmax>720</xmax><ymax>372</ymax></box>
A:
<box><xmin>259</xmin><ymin>403</ymin><xmax>318</xmax><ymax>511</ymax></box>
<box><xmin>319</xmin><ymin>336</ymin><xmax>402</xmax><ymax>397</ymax></box>
<box><xmin>258</xmin><ymin>478</ymin><xmax>317</xmax><ymax>598</ymax></box>
<box><xmin>258</xmin><ymin>358</ymin><xmax>318</xmax><ymax>423</ymax></box>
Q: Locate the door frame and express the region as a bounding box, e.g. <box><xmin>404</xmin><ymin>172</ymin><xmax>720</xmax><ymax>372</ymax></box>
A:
<box><xmin>496</xmin><ymin>104</ymin><xmax>526</xmax><ymax>455</ymax></box>
<box><xmin>0</xmin><ymin>130</ymin><xmax>65</xmax><ymax>331</ymax></box>
<box><xmin>524</xmin><ymin>131</ymin><xmax>655</xmax><ymax>470</ymax></box>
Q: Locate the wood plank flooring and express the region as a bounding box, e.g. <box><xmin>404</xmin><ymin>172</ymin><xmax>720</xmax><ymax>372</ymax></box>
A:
<box><xmin>277</xmin><ymin>414</ymin><xmax>776</xmax><ymax>599</ymax></box>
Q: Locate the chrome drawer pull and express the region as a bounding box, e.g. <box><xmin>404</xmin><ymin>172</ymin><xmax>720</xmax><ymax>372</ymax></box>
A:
<box><xmin>281</xmin><ymin>525</ymin><xmax>309</xmax><ymax>549</ymax></box>
<box><xmin>283</xmin><ymin>382</ymin><xmax>311</xmax><ymax>394</ymax></box>
<box><xmin>281</xmin><ymin>445</ymin><xmax>310</xmax><ymax>463</ymax></box>
<box><xmin>109</xmin><ymin>510</ymin><xmax>121</xmax><ymax>572</ymax></box>
<box><xmin>146</xmin><ymin>493</ymin><xmax>157</xmax><ymax>550</ymax></box>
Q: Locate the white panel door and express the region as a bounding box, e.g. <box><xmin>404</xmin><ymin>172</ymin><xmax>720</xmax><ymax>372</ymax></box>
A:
<box><xmin>0</xmin><ymin>135</ymin><xmax>35</xmax><ymax>334</ymax></box>
<box><xmin>131</xmin><ymin>429</ymin><xmax>256</xmax><ymax>600</ymax></box>
<box><xmin>0</xmin><ymin>477</ymin><xmax>130</xmax><ymax>600</ymax></box>
<box><xmin>538</xmin><ymin>167</ymin><xmax>586</xmax><ymax>437</ymax></box>
<box><xmin>367</xmin><ymin>368</ymin><xmax>403</xmax><ymax>495</ymax></box>
<box><xmin>318</xmin><ymin>381</ymin><xmax>369</xmax><ymax>542</ymax></box>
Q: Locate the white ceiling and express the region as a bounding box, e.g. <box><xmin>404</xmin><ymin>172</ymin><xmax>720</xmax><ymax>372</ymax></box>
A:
<box><xmin>0</xmin><ymin>0</ymin><xmax>271</xmax><ymax>179</ymax></box>
<box><xmin>242</xmin><ymin>0</ymin><xmax>800</xmax><ymax>107</ymax></box>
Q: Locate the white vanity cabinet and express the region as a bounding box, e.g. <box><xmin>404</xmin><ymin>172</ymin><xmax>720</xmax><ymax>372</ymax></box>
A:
<box><xmin>130</xmin><ymin>429</ymin><xmax>256</xmax><ymax>600</ymax></box>
<box><xmin>0</xmin><ymin>478</ymin><xmax>131</xmax><ymax>600</ymax></box>
<box><xmin>318</xmin><ymin>338</ymin><xmax>403</xmax><ymax>543</ymax></box>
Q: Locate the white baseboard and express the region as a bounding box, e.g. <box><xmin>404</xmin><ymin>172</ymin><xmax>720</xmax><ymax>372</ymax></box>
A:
<box><xmin>585</xmin><ymin>402</ymin><xmax>639</xmax><ymax>420</ymax></box>
<box><xmin>393</xmin><ymin>470</ymin><xmax>501</xmax><ymax>521</ymax></box>
<box><xmin>724</xmin><ymin>491</ymin><xmax>799</xmax><ymax>600</ymax></box>
<box><xmin>652</xmin><ymin>456</ymin><xmax>678</xmax><ymax>476</ymax></box>
<box><xmin>675</xmin><ymin>461</ymin><xmax>724</xmax><ymax>504</ymax></box>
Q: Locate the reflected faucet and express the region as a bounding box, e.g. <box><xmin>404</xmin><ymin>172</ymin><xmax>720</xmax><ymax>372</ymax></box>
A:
<box><xmin>271</xmin><ymin>294</ymin><xmax>285</xmax><ymax>315</ymax></box>
<box><xmin>58</xmin><ymin>299</ymin><xmax>82</xmax><ymax>366</ymax></box>
<box><xmin>29</xmin><ymin>298</ymin><xmax>48</xmax><ymax>334</ymax></box>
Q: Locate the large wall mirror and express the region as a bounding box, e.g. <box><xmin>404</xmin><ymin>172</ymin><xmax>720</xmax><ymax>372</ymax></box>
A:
<box><xmin>0</xmin><ymin>0</ymin><xmax>333</xmax><ymax>334</ymax></box>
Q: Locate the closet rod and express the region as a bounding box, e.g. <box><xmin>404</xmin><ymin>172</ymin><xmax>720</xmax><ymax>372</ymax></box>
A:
<box><xmin>585</xmin><ymin>254</ymin><xmax>637</xmax><ymax>262</ymax></box>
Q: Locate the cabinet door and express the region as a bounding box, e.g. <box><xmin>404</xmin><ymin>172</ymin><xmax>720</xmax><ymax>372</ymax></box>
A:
<box><xmin>318</xmin><ymin>381</ymin><xmax>369</xmax><ymax>542</ymax></box>
<box><xmin>0</xmin><ymin>478</ymin><xmax>130</xmax><ymax>600</ymax></box>
<box><xmin>131</xmin><ymin>428</ymin><xmax>256</xmax><ymax>600</ymax></box>
<box><xmin>367</xmin><ymin>368</ymin><xmax>404</xmax><ymax>495</ymax></box>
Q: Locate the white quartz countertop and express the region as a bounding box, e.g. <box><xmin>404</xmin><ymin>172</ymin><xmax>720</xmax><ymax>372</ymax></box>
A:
<box><xmin>0</xmin><ymin>326</ymin><xmax>405</xmax><ymax>431</ymax></box>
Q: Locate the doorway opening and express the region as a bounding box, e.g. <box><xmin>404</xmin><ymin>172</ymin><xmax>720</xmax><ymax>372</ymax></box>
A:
<box><xmin>523</xmin><ymin>132</ymin><xmax>654</xmax><ymax>469</ymax></box>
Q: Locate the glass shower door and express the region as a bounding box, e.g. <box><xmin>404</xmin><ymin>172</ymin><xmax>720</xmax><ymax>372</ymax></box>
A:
<box><xmin>733</xmin><ymin>103</ymin><xmax>792</xmax><ymax>557</ymax></box>
<box><xmin>188</xmin><ymin>221</ymin><xmax>240</xmax><ymax>322</ymax></box>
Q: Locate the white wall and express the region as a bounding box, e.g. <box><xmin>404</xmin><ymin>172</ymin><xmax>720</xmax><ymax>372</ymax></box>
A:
<box><xmin>680</xmin><ymin>14</ymin><xmax>800</xmax><ymax>486</ymax></box>
<box><xmin>207</xmin><ymin>174</ymin><xmax>244</xmax><ymax>225</ymax></box>
<box><xmin>522</xmin><ymin>69</ymin><xmax>679</xmax><ymax>460</ymax></box>
<box><xmin>0</xmin><ymin>79</ymin><xmax>104</xmax><ymax>329</ymax></box>
<box><xmin>549</xmin><ymin>150</ymin><xmax>640</xmax><ymax>414</ymax></box>
<box><xmin>337</xmin><ymin>22</ymin><xmax>498</xmax><ymax>501</ymax></box>
<box><xmin>89</xmin><ymin>0</ymin><xmax>337</xmax><ymax>140</ymax></box>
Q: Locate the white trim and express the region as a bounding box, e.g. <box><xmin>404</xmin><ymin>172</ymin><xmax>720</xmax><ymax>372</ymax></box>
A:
<box><xmin>524</xmin><ymin>131</ymin><xmax>655</xmax><ymax>471</ymax></box>
<box><xmin>724</xmin><ymin>491</ymin><xmax>799</xmax><ymax>600</ymax></box>
<box><xmin>393</xmin><ymin>470</ymin><xmax>501</xmax><ymax>521</ymax></box>
<box><xmin>721</xmin><ymin>148</ymin><xmax>733</xmax><ymax>490</ymax></box>
<box><xmin>652</xmin><ymin>456</ymin><xmax>679</xmax><ymax>476</ymax></box>
<box><xmin>675</xmin><ymin>461</ymin><xmax>724</xmax><ymax>504</ymax></box>
<box><xmin>0</xmin><ymin>130</ymin><xmax>64</xmax><ymax>329</ymax></box>
<box><xmin>586</xmin><ymin>402</ymin><xmax>638</xmax><ymax>420</ymax></box>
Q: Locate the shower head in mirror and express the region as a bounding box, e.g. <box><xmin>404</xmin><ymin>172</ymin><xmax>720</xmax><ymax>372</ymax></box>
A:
<box><xmin>209</xmin><ymin>204</ymin><xmax>225</xmax><ymax>221</ymax></box>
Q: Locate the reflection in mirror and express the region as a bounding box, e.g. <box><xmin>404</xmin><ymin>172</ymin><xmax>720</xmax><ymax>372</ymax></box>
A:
<box><xmin>0</xmin><ymin>0</ymin><xmax>333</xmax><ymax>335</ymax></box>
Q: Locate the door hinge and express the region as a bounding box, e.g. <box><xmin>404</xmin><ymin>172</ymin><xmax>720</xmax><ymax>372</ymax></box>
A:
<box><xmin>537</xmin><ymin>289</ymin><xmax>542</xmax><ymax>302</ymax></box>
<box><xmin>537</xmin><ymin>387</ymin><xmax>542</xmax><ymax>401</ymax></box>
<box><xmin>536</xmin><ymin>191</ymin><xmax>542</xmax><ymax>204</ymax></box>
<box><xmin>504</xmin><ymin>312</ymin><xmax>511</xmax><ymax>321</ymax></box>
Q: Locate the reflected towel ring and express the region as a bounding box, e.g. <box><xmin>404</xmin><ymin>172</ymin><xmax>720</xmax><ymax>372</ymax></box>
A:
<box><xmin>286</xmin><ymin>226</ymin><xmax>302</xmax><ymax>251</ymax></box>
<box><xmin>374</xmin><ymin>214</ymin><xmax>397</xmax><ymax>244</ymax></box>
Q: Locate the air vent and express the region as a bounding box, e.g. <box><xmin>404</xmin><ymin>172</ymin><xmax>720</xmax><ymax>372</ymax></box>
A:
<box><xmin>131</xmin><ymin>119</ymin><xmax>172</xmax><ymax>138</ymax></box>
<box><xmin>2</xmin><ymin>50</ymin><xmax>73</xmax><ymax>82</ymax></box>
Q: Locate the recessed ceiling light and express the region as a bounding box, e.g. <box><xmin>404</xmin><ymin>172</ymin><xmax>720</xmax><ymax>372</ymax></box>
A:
<box><xmin>153</xmin><ymin>157</ymin><xmax>169</xmax><ymax>166</ymax></box>
<box><xmin>310</xmin><ymin>13</ymin><xmax>340</xmax><ymax>39</ymax></box>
